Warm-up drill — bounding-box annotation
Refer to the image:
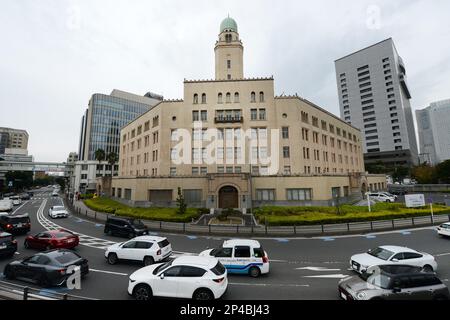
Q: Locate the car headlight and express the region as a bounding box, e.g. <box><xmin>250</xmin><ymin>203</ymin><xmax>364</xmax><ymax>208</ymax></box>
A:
<box><xmin>356</xmin><ymin>291</ymin><xmax>368</xmax><ymax>300</ymax></box>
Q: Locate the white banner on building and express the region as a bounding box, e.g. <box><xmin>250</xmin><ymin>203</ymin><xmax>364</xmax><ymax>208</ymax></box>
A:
<box><xmin>405</xmin><ymin>194</ymin><xmax>426</xmax><ymax>208</ymax></box>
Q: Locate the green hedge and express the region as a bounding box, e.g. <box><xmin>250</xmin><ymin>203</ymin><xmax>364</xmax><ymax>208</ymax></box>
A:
<box><xmin>254</xmin><ymin>203</ymin><xmax>450</xmax><ymax>226</ymax></box>
<box><xmin>83</xmin><ymin>197</ymin><xmax>203</xmax><ymax>223</ymax></box>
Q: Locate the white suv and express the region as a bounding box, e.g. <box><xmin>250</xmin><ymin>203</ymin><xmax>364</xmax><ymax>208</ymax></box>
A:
<box><xmin>105</xmin><ymin>236</ymin><xmax>172</xmax><ymax>266</ymax></box>
<box><xmin>128</xmin><ymin>256</ymin><xmax>228</xmax><ymax>300</ymax></box>
<box><xmin>368</xmin><ymin>192</ymin><xmax>396</xmax><ymax>203</ymax></box>
<box><xmin>48</xmin><ymin>206</ymin><xmax>69</xmax><ymax>218</ymax></box>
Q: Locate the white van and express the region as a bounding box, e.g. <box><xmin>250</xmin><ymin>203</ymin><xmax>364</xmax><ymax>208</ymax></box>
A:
<box><xmin>0</xmin><ymin>199</ymin><xmax>14</xmax><ymax>213</ymax></box>
<box><xmin>9</xmin><ymin>196</ymin><xmax>22</xmax><ymax>206</ymax></box>
<box><xmin>199</xmin><ymin>239</ymin><xmax>269</xmax><ymax>277</ymax></box>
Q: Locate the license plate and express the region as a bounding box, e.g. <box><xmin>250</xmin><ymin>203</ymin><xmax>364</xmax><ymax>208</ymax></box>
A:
<box><xmin>340</xmin><ymin>292</ymin><xmax>347</xmax><ymax>300</ymax></box>
<box><xmin>0</xmin><ymin>244</ymin><xmax>6</xmax><ymax>249</ymax></box>
<box><xmin>17</xmin><ymin>223</ymin><xmax>22</xmax><ymax>228</ymax></box>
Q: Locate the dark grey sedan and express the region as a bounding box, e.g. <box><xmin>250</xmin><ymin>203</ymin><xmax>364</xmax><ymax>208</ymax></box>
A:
<box><xmin>339</xmin><ymin>265</ymin><xmax>449</xmax><ymax>300</ymax></box>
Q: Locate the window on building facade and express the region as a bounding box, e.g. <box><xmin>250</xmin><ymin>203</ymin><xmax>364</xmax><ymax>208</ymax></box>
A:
<box><xmin>251</xmin><ymin>109</ymin><xmax>257</xmax><ymax>120</ymax></box>
<box><xmin>234</xmin><ymin>92</ymin><xmax>239</xmax><ymax>103</ymax></box>
<box><xmin>287</xmin><ymin>189</ymin><xmax>312</xmax><ymax>201</ymax></box>
<box><xmin>282</xmin><ymin>127</ymin><xmax>289</xmax><ymax>139</ymax></box>
<box><xmin>201</xmin><ymin>93</ymin><xmax>206</xmax><ymax>104</ymax></box>
<box><xmin>259</xmin><ymin>92</ymin><xmax>264</xmax><ymax>102</ymax></box>
<box><xmin>227</xmin><ymin>60</ymin><xmax>231</xmax><ymax>69</ymax></box>
<box><xmin>201</xmin><ymin>110</ymin><xmax>207</xmax><ymax>121</ymax></box>
<box><xmin>256</xmin><ymin>189</ymin><xmax>275</xmax><ymax>201</ymax></box>
<box><xmin>193</xmin><ymin>94</ymin><xmax>198</xmax><ymax>104</ymax></box>
<box><xmin>251</xmin><ymin>92</ymin><xmax>256</xmax><ymax>102</ymax></box>
<box><xmin>284</xmin><ymin>166</ymin><xmax>291</xmax><ymax>175</ymax></box>
<box><xmin>259</xmin><ymin>109</ymin><xmax>266</xmax><ymax>120</ymax></box>
<box><xmin>283</xmin><ymin>146</ymin><xmax>290</xmax><ymax>158</ymax></box>
<box><xmin>192</xmin><ymin>111</ymin><xmax>199</xmax><ymax>121</ymax></box>
<box><xmin>218</xmin><ymin>93</ymin><xmax>223</xmax><ymax>104</ymax></box>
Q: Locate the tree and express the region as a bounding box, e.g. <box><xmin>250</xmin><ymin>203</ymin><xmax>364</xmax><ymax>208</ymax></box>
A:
<box><xmin>366</xmin><ymin>161</ymin><xmax>389</xmax><ymax>174</ymax></box>
<box><xmin>176</xmin><ymin>187</ymin><xmax>187</xmax><ymax>215</ymax></box>
<box><xmin>5</xmin><ymin>171</ymin><xmax>33</xmax><ymax>192</ymax></box>
<box><xmin>95</xmin><ymin>149</ymin><xmax>106</xmax><ymax>162</ymax></box>
<box><xmin>392</xmin><ymin>166</ymin><xmax>410</xmax><ymax>182</ymax></box>
<box><xmin>436</xmin><ymin>160</ymin><xmax>450</xmax><ymax>184</ymax></box>
<box><xmin>411</xmin><ymin>164</ymin><xmax>437</xmax><ymax>184</ymax></box>
<box><xmin>107</xmin><ymin>152</ymin><xmax>119</xmax><ymax>176</ymax></box>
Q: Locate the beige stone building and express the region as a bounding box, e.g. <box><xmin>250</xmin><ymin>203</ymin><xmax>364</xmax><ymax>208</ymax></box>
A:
<box><xmin>111</xmin><ymin>17</ymin><xmax>385</xmax><ymax>208</ymax></box>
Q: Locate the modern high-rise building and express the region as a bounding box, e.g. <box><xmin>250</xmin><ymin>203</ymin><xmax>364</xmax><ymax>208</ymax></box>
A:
<box><xmin>416</xmin><ymin>99</ymin><xmax>450</xmax><ymax>165</ymax></box>
<box><xmin>334</xmin><ymin>38</ymin><xmax>418</xmax><ymax>168</ymax></box>
<box><xmin>0</xmin><ymin>127</ymin><xmax>29</xmax><ymax>154</ymax></box>
<box><xmin>78</xmin><ymin>89</ymin><xmax>163</xmax><ymax>161</ymax></box>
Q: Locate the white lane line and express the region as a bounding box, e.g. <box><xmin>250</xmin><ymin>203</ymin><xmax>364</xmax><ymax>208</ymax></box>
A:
<box><xmin>10</xmin><ymin>201</ymin><xmax>29</xmax><ymax>215</ymax></box>
<box><xmin>89</xmin><ymin>269</ymin><xmax>129</xmax><ymax>276</ymax></box>
<box><xmin>303</xmin><ymin>274</ymin><xmax>349</xmax><ymax>279</ymax></box>
<box><xmin>229</xmin><ymin>283</ymin><xmax>310</xmax><ymax>288</ymax></box>
<box><xmin>436</xmin><ymin>252</ymin><xmax>450</xmax><ymax>257</ymax></box>
<box><xmin>296</xmin><ymin>267</ymin><xmax>341</xmax><ymax>272</ymax></box>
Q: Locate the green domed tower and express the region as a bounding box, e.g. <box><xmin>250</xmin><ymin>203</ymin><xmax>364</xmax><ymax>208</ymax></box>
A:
<box><xmin>215</xmin><ymin>16</ymin><xmax>244</xmax><ymax>80</ymax></box>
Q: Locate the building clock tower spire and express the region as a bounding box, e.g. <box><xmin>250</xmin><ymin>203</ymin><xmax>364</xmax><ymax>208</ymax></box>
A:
<box><xmin>215</xmin><ymin>16</ymin><xmax>243</xmax><ymax>80</ymax></box>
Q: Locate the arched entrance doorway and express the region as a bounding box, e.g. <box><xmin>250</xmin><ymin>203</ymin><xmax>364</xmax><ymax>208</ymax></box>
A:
<box><xmin>218</xmin><ymin>186</ymin><xmax>239</xmax><ymax>209</ymax></box>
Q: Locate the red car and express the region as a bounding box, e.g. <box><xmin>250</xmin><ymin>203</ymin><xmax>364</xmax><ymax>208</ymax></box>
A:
<box><xmin>24</xmin><ymin>230</ymin><xmax>79</xmax><ymax>250</ymax></box>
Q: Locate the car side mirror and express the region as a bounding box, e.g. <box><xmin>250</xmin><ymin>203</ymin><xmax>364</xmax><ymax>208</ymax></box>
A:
<box><xmin>159</xmin><ymin>274</ymin><xmax>165</xmax><ymax>280</ymax></box>
<box><xmin>392</xmin><ymin>258</ymin><xmax>399</xmax><ymax>263</ymax></box>
<box><xmin>393</xmin><ymin>287</ymin><xmax>402</xmax><ymax>293</ymax></box>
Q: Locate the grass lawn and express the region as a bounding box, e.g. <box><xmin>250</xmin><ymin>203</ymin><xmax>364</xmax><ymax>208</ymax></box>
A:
<box><xmin>83</xmin><ymin>197</ymin><xmax>202</xmax><ymax>223</ymax></box>
<box><xmin>254</xmin><ymin>203</ymin><xmax>450</xmax><ymax>226</ymax></box>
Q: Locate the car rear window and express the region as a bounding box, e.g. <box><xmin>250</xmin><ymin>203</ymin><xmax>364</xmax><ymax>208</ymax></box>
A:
<box><xmin>53</xmin><ymin>252</ymin><xmax>81</xmax><ymax>265</ymax></box>
<box><xmin>7</xmin><ymin>216</ymin><xmax>30</xmax><ymax>223</ymax></box>
<box><xmin>158</xmin><ymin>239</ymin><xmax>170</xmax><ymax>248</ymax></box>
<box><xmin>253</xmin><ymin>247</ymin><xmax>265</xmax><ymax>258</ymax></box>
<box><xmin>210</xmin><ymin>261</ymin><xmax>226</xmax><ymax>276</ymax></box>
<box><xmin>53</xmin><ymin>206</ymin><xmax>65</xmax><ymax>210</ymax></box>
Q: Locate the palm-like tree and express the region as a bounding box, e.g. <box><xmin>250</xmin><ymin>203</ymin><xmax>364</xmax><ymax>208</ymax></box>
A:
<box><xmin>95</xmin><ymin>149</ymin><xmax>106</xmax><ymax>161</ymax></box>
<box><xmin>107</xmin><ymin>152</ymin><xmax>119</xmax><ymax>176</ymax></box>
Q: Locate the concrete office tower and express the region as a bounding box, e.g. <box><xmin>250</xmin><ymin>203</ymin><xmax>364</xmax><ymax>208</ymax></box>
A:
<box><xmin>78</xmin><ymin>90</ymin><xmax>163</xmax><ymax>161</ymax></box>
<box><xmin>335</xmin><ymin>38</ymin><xmax>418</xmax><ymax>167</ymax></box>
<box><xmin>416</xmin><ymin>99</ymin><xmax>450</xmax><ymax>165</ymax></box>
<box><xmin>0</xmin><ymin>127</ymin><xmax>29</xmax><ymax>154</ymax></box>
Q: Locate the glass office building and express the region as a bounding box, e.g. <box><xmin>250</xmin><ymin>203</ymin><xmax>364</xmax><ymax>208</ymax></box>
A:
<box><xmin>79</xmin><ymin>90</ymin><xmax>162</xmax><ymax>161</ymax></box>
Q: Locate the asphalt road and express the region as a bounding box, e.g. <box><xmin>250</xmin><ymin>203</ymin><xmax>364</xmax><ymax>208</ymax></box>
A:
<box><xmin>1</xmin><ymin>187</ymin><xmax>450</xmax><ymax>300</ymax></box>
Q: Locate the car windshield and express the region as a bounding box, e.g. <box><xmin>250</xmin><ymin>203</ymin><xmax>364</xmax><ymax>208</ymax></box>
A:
<box><xmin>359</xmin><ymin>272</ymin><xmax>392</xmax><ymax>289</ymax></box>
<box><xmin>53</xmin><ymin>251</ymin><xmax>81</xmax><ymax>265</ymax></box>
<box><xmin>53</xmin><ymin>206</ymin><xmax>65</xmax><ymax>210</ymax></box>
<box><xmin>131</xmin><ymin>219</ymin><xmax>145</xmax><ymax>228</ymax></box>
<box><xmin>152</xmin><ymin>261</ymin><xmax>172</xmax><ymax>275</ymax></box>
<box><xmin>368</xmin><ymin>247</ymin><xmax>394</xmax><ymax>261</ymax></box>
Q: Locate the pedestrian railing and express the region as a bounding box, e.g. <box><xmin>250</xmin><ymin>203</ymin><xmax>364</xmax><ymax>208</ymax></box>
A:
<box><xmin>0</xmin><ymin>280</ymin><xmax>95</xmax><ymax>301</ymax></box>
<box><xmin>65</xmin><ymin>197</ymin><xmax>450</xmax><ymax>237</ymax></box>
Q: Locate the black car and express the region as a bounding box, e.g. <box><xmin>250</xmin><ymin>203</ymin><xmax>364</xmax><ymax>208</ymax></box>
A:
<box><xmin>20</xmin><ymin>193</ymin><xmax>31</xmax><ymax>200</ymax></box>
<box><xmin>0</xmin><ymin>232</ymin><xmax>17</xmax><ymax>258</ymax></box>
<box><xmin>3</xmin><ymin>249</ymin><xmax>89</xmax><ymax>287</ymax></box>
<box><xmin>0</xmin><ymin>214</ymin><xmax>31</xmax><ymax>234</ymax></box>
<box><xmin>104</xmin><ymin>216</ymin><xmax>149</xmax><ymax>238</ymax></box>
<box><xmin>26</xmin><ymin>191</ymin><xmax>34</xmax><ymax>197</ymax></box>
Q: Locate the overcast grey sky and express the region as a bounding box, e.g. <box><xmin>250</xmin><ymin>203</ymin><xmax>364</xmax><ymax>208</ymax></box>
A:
<box><xmin>1</xmin><ymin>0</ymin><xmax>449</xmax><ymax>162</ymax></box>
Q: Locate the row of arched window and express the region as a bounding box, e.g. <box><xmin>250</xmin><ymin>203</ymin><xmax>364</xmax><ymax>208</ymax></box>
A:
<box><xmin>193</xmin><ymin>91</ymin><xmax>265</xmax><ymax>104</ymax></box>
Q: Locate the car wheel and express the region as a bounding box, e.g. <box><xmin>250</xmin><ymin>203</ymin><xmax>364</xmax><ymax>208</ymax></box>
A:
<box><xmin>107</xmin><ymin>253</ymin><xmax>118</xmax><ymax>265</ymax></box>
<box><xmin>193</xmin><ymin>288</ymin><xmax>214</xmax><ymax>301</ymax></box>
<box><xmin>249</xmin><ymin>266</ymin><xmax>261</xmax><ymax>278</ymax></box>
<box><xmin>143</xmin><ymin>256</ymin><xmax>155</xmax><ymax>266</ymax></box>
<box><xmin>4</xmin><ymin>266</ymin><xmax>15</xmax><ymax>280</ymax></box>
<box><xmin>422</xmin><ymin>265</ymin><xmax>434</xmax><ymax>272</ymax></box>
<box><xmin>133</xmin><ymin>284</ymin><xmax>152</xmax><ymax>301</ymax></box>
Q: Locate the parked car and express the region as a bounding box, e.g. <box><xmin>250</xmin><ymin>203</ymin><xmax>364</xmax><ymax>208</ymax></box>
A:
<box><xmin>3</xmin><ymin>249</ymin><xmax>89</xmax><ymax>287</ymax></box>
<box><xmin>0</xmin><ymin>199</ymin><xmax>13</xmax><ymax>213</ymax></box>
<box><xmin>0</xmin><ymin>232</ymin><xmax>17</xmax><ymax>258</ymax></box>
<box><xmin>24</xmin><ymin>230</ymin><xmax>79</xmax><ymax>250</ymax></box>
<box><xmin>9</xmin><ymin>196</ymin><xmax>22</xmax><ymax>206</ymax></box>
<box><xmin>0</xmin><ymin>214</ymin><xmax>31</xmax><ymax>234</ymax></box>
<box><xmin>199</xmin><ymin>239</ymin><xmax>269</xmax><ymax>277</ymax></box>
<box><xmin>105</xmin><ymin>236</ymin><xmax>172</xmax><ymax>266</ymax></box>
<box><xmin>367</xmin><ymin>192</ymin><xmax>396</xmax><ymax>203</ymax></box>
<box><xmin>48</xmin><ymin>205</ymin><xmax>69</xmax><ymax>219</ymax></box>
<box><xmin>339</xmin><ymin>265</ymin><xmax>449</xmax><ymax>300</ymax></box>
<box><xmin>26</xmin><ymin>191</ymin><xmax>34</xmax><ymax>197</ymax></box>
<box><xmin>128</xmin><ymin>256</ymin><xmax>228</xmax><ymax>300</ymax></box>
<box><xmin>380</xmin><ymin>192</ymin><xmax>398</xmax><ymax>200</ymax></box>
<box><xmin>350</xmin><ymin>246</ymin><xmax>437</xmax><ymax>274</ymax></box>
<box><xmin>52</xmin><ymin>190</ymin><xmax>59</xmax><ymax>197</ymax></box>
<box><xmin>104</xmin><ymin>216</ymin><xmax>149</xmax><ymax>238</ymax></box>
<box><xmin>437</xmin><ymin>223</ymin><xmax>450</xmax><ymax>237</ymax></box>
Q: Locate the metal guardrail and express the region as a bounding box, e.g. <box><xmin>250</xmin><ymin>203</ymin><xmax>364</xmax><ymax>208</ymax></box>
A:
<box><xmin>65</xmin><ymin>197</ymin><xmax>450</xmax><ymax>237</ymax></box>
<box><xmin>0</xmin><ymin>280</ymin><xmax>95</xmax><ymax>301</ymax></box>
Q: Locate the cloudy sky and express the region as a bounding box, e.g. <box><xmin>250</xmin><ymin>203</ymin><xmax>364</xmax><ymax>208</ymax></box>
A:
<box><xmin>1</xmin><ymin>0</ymin><xmax>449</xmax><ymax>162</ymax></box>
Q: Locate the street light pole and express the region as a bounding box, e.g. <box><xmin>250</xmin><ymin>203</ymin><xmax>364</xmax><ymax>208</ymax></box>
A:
<box><xmin>366</xmin><ymin>192</ymin><xmax>371</xmax><ymax>212</ymax></box>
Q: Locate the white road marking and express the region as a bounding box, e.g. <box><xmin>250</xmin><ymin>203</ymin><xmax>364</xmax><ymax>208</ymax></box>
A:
<box><xmin>89</xmin><ymin>269</ymin><xmax>129</xmax><ymax>276</ymax></box>
<box><xmin>296</xmin><ymin>267</ymin><xmax>341</xmax><ymax>272</ymax></box>
<box><xmin>435</xmin><ymin>252</ymin><xmax>450</xmax><ymax>257</ymax></box>
<box><xmin>229</xmin><ymin>282</ymin><xmax>310</xmax><ymax>288</ymax></box>
<box><xmin>303</xmin><ymin>274</ymin><xmax>349</xmax><ymax>279</ymax></box>
<box><xmin>10</xmin><ymin>201</ymin><xmax>28</xmax><ymax>215</ymax></box>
